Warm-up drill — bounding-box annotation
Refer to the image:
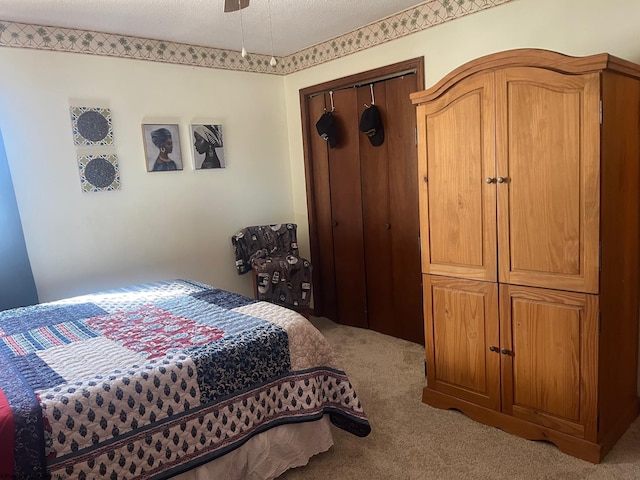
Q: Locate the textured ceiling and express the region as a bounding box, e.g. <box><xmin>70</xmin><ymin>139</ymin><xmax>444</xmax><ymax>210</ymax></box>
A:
<box><xmin>0</xmin><ymin>0</ymin><xmax>425</xmax><ymax>57</ymax></box>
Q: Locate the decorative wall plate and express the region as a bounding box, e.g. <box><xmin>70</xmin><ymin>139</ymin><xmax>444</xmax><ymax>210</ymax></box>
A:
<box><xmin>70</xmin><ymin>106</ymin><xmax>114</xmax><ymax>146</ymax></box>
<box><xmin>77</xmin><ymin>154</ymin><xmax>121</xmax><ymax>192</ymax></box>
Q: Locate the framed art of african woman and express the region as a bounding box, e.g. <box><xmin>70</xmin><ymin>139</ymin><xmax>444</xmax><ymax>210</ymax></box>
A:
<box><xmin>190</xmin><ymin>124</ymin><xmax>225</xmax><ymax>169</ymax></box>
<box><xmin>142</xmin><ymin>124</ymin><xmax>183</xmax><ymax>172</ymax></box>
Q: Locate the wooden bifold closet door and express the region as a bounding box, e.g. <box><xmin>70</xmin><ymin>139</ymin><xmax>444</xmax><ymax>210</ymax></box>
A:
<box><xmin>302</xmin><ymin>59</ymin><xmax>424</xmax><ymax>345</ymax></box>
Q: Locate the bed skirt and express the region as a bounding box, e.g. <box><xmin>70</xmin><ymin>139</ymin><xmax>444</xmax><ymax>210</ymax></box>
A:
<box><xmin>172</xmin><ymin>416</ymin><xmax>333</xmax><ymax>479</ymax></box>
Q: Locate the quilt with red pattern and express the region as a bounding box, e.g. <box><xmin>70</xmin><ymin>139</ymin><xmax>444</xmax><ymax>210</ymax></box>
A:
<box><xmin>0</xmin><ymin>279</ymin><xmax>370</xmax><ymax>480</ymax></box>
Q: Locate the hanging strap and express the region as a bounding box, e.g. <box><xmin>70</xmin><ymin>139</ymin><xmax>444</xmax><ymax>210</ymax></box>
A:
<box><xmin>364</xmin><ymin>84</ymin><xmax>375</xmax><ymax>108</ymax></box>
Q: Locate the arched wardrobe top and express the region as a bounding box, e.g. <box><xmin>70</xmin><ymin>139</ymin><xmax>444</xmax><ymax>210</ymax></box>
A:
<box><xmin>410</xmin><ymin>48</ymin><xmax>640</xmax><ymax>105</ymax></box>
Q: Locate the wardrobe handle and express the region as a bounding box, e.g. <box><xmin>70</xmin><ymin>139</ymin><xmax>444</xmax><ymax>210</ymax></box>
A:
<box><xmin>501</xmin><ymin>348</ymin><xmax>511</xmax><ymax>355</ymax></box>
<box><xmin>332</xmin><ymin>221</ymin><xmax>338</xmax><ymax>227</ymax></box>
<box><xmin>489</xmin><ymin>345</ymin><xmax>498</xmax><ymax>352</ymax></box>
<box><xmin>497</xmin><ymin>177</ymin><xmax>506</xmax><ymax>183</ymax></box>
<box><xmin>384</xmin><ymin>223</ymin><xmax>391</xmax><ymax>230</ymax></box>
<box><xmin>485</xmin><ymin>177</ymin><xmax>495</xmax><ymax>184</ymax></box>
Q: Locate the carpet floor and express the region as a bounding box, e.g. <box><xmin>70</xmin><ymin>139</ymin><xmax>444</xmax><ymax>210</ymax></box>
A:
<box><xmin>279</xmin><ymin>317</ymin><xmax>640</xmax><ymax>480</ymax></box>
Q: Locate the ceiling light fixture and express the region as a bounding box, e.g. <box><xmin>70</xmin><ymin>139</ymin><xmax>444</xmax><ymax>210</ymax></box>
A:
<box><xmin>268</xmin><ymin>0</ymin><xmax>277</xmax><ymax>67</ymax></box>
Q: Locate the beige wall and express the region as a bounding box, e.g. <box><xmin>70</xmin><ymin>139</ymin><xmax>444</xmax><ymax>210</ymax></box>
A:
<box><xmin>0</xmin><ymin>48</ymin><xmax>292</xmax><ymax>301</ymax></box>
<box><xmin>2</xmin><ymin>0</ymin><xmax>640</xmax><ymax>303</ymax></box>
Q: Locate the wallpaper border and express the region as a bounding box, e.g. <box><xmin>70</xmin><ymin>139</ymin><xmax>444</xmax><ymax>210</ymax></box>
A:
<box><xmin>0</xmin><ymin>0</ymin><xmax>513</xmax><ymax>75</ymax></box>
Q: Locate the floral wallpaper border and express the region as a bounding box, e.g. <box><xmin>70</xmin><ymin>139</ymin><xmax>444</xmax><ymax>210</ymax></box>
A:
<box><xmin>0</xmin><ymin>0</ymin><xmax>513</xmax><ymax>75</ymax></box>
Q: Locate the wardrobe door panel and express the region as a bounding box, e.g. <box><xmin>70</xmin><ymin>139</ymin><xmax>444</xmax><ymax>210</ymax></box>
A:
<box><xmin>418</xmin><ymin>72</ymin><xmax>497</xmax><ymax>281</ymax></box>
<box><xmin>328</xmin><ymin>88</ymin><xmax>368</xmax><ymax>328</ymax></box>
<box><xmin>424</xmin><ymin>275</ymin><xmax>501</xmax><ymax>410</ymax></box>
<box><xmin>496</xmin><ymin>69</ymin><xmax>600</xmax><ymax>293</ymax></box>
<box><xmin>500</xmin><ymin>284</ymin><xmax>598</xmax><ymax>440</ymax></box>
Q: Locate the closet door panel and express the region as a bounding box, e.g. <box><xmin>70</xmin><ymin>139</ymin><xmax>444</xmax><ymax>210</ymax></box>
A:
<box><xmin>328</xmin><ymin>88</ymin><xmax>368</xmax><ymax>328</ymax></box>
<box><xmin>360</xmin><ymin>74</ymin><xmax>424</xmax><ymax>344</ymax></box>
<box><xmin>385</xmin><ymin>75</ymin><xmax>423</xmax><ymax>344</ymax></box>
<box><xmin>359</xmin><ymin>85</ymin><xmax>393</xmax><ymax>334</ymax></box>
<box><xmin>308</xmin><ymin>93</ymin><xmax>338</xmax><ymax>320</ymax></box>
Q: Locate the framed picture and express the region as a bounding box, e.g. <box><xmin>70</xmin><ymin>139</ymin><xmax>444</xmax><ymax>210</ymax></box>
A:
<box><xmin>70</xmin><ymin>106</ymin><xmax>114</xmax><ymax>146</ymax></box>
<box><xmin>77</xmin><ymin>154</ymin><xmax>121</xmax><ymax>192</ymax></box>
<box><xmin>142</xmin><ymin>124</ymin><xmax>183</xmax><ymax>172</ymax></box>
<box><xmin>190</xmin><ymin>124</ymin><xmax>225</xmax><ymax>169</ymax></box>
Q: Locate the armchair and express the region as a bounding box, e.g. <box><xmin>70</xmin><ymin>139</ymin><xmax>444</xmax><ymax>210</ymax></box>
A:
<box><xmin>231</xmin><ymin>223</ymin><xmax>312</xmax><ymax>309</ymax></box>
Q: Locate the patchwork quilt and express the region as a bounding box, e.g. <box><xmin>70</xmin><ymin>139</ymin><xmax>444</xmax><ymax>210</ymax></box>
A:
<box><xmin>0</xmin><ymin>279</ymin><xmax>370</xmax><ymax>480</ymax></box>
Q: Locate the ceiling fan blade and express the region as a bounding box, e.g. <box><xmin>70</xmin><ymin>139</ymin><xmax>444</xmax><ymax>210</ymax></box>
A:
<box><xmin>224</xmin><ymin>0</ymin><xmax>250</xmax><ymax>12</ymax></box>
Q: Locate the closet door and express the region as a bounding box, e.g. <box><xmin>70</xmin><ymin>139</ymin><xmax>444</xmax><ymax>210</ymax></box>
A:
<box><xmin>385</xmin><ymin>75</ymin><xmax>423</xmax><ymax>344</ymax></box>
<box><xmin>302</xmin><ymin>58</ymin><xmax>425</xmax><ymax>342</ymax></box>
<box><xmin>327</xmin><ymin>88</ymin><xmax>368</xmax><ymax>328</ymax></box>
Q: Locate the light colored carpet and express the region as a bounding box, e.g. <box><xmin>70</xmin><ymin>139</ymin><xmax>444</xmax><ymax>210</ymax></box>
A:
<box><xmin>279</xmin><ymin>317</ymin><xmax>640</xmax><ymax>480</ymax></box>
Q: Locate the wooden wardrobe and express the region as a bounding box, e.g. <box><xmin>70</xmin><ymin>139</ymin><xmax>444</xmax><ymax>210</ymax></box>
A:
<box><xmin>411</xmin><ymin>49</ymin><xmax>640</xmax><ymax>463</ymax></box>
<box><xmin>301</xmin><ymin>59</ymin><xmax>424</xmax><ymax>345</ymax></box>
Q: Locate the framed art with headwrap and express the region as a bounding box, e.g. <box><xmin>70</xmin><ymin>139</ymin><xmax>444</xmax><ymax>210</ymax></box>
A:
<box><xmin>142</xmin><ymin>124</ymin><xmax>183</xmax><ymax>172</ymax></box>
<box><xmin>191</xmin><ymin>124</ymin><xmax>226</xmax><ymax>169</ymax></box>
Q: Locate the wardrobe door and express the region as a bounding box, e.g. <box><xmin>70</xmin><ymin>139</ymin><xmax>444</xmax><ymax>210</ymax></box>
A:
<box><xmin>328</xmin><ymin>88</ymin><xmax>368</xmax><ymax>328</ymax></box>
<box><xmin>424</xmin><ymin>275</ymin><xmax>501</xmax><ymax>410</ymax></box>
<box><xmin>417</xmin><ymin>72</ymin><xmax>497</xmax><ymax>282</ymax></box>
<box><xmin>500</xmin><ymin>284</ymin><xmax>599</xmax><ymax>440</ymax></box>
<box><xmin>495</xmin><ymin>69</ymin><xmax>600</xmax><ymax>293</ymax></box>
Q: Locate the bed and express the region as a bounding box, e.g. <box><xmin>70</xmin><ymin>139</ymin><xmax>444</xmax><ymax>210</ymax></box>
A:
<box><xmin>0</xmin><ymin>279</ymin><xmax>370</xmax><ymax>480</ymax></box>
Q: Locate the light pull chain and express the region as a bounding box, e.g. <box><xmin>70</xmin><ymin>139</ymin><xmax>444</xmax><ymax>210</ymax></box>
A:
<box><xmin>239</xmin><ymin>0</ymin><xmax>247</xmax><ymax>58</ymax></box>
<box><xmin>268</xmin><ymin>0</ymin><xmax>277</xmax><ymax>66</ymax></box>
